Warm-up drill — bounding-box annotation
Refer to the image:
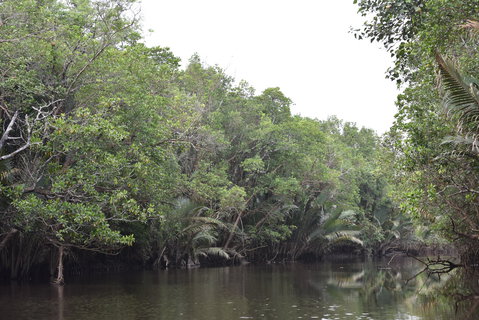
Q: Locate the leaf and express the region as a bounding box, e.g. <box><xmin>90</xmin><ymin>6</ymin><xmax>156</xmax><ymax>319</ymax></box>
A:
<box><xmin>325</xmin><ymin>231</ymin><xmax>364</xmax><ymax>247</ymax></box>
<box><xmin>435</xmin><ymin>53</ymin><xmax>479</xmax><ymax>130</ymax></box>
<box><xmin>195</xmin><ymin>247</ymin><xmax>230</xmax><ymax>260</ymax></box>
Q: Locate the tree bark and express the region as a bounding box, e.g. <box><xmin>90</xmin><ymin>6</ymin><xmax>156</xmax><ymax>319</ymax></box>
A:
<box><xmin>223</xmin><ymin>211</ymin><xmax>243</xmax><ymax>250</ymax></box>
<box><xmin>54</xmin><ymin>246</ymin><xmax>65</xmax><ymax>285</ymax></box>
<box><xmin>0</xmin><ymin>110</ymin><xmax>19</xmax><ymax>149</ymax></box>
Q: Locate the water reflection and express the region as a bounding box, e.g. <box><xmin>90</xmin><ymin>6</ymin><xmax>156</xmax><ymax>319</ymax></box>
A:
<box><xmin>0</xmin><ymin>257</ymin><xmax>477</xmax><ymax>320</ymax></box>
<box><xmin>57</xmin><ymin>284</ymin><xmax>64</xmax><ymax>320</ymax></box>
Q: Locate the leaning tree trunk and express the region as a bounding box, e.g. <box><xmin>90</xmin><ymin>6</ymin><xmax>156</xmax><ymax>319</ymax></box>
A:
<box><xmin>223</xmin><ymin>210</ymin><xmax>244</xmax><ymax>250</ymax></box>
<box><xmin>53</xmin><ymin>246</ymin><xmax>65</xmax><ymax>285</ymax></box>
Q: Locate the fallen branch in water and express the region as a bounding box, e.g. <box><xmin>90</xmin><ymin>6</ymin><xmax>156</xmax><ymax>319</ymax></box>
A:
<box><xmin>402</xmin><ymin>251</ymin><xmax>464</xmax><ymax>284</ymax></box>
<box><xmin>412</xmin><ymin>255</ymin><xmax>464</xmax><ymax>274</ymax></box>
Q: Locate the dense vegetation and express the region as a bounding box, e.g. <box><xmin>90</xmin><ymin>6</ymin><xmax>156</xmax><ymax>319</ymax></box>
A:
<box><xmin>0</xmin><ymin>0</ymin><xmax>409</xmax><ymax>283</ymax></box>
<box><xmin>3</xmin><ymin>0</ymin><xmax>479</xmax><ymax>284</ymax></box>
<box><xmin>354</xmin><ymin>0</ymin><xmax>479</xmax><ymax>263</ymax></box>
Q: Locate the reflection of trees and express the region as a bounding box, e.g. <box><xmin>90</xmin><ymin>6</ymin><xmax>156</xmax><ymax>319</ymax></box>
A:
<box><xmin>454</xmin><ymin>294</ymin><xmax>479</xmax><ymax>320</ymax></box>
<box><xmin>304</xmin><ymin>260</ymin><xmax>420</xmax><ymax>316</ymax></box>
<box><xmin>305</xmin><ymin>259</ymin><xmax>479</xmax><ymax>320</ymax></box>
<box><xmin>424</xmin><ymin>270</ymin><xmax>479</xmax><ymax>320</ymax></box>
<box><xmin>326</xmin><ymin>270</ymin><xmax>365</xmax><ymax>289</ymax></box>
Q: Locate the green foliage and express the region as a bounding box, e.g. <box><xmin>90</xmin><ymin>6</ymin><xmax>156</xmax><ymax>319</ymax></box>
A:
<box><xmin>435</xmin><ymin>54</ymin><xmax>479</xmax><ymax>135</ymax></box>
<box><xmin>355</xmin><ymin>0</ymin><xmax>479</xmax><ymax>257</ymax></box>
<box><xmin>0</xmin><ymin>0</ymin><xmax>403</xmax><ymax>280</ymax></box>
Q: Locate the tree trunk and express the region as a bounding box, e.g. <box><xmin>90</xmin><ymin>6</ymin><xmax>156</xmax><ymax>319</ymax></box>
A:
<box><xmin>54</xmin><ymin>246</ymin><xmax>65</xmax><ymax>285</ymax></box>
<box><xmin>223</xmin><ymin>211</ymin><xmax>244</xmax><ymax>250</ymax></box>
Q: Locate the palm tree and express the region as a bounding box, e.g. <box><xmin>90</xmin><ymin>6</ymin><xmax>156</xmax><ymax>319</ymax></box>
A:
<box><xmin>154</xmin><ymin>198</ymin><xmax>231</xmax><ymax>267</ymax></box>
<box><xmin>285</xmin><ymin>191</ymin><xmax>363</xmax><ymax>260</ymax></box>
<box><xmin>307</xmin><ymin>209</ymin><xmax>363</xmax><ymax>253</ymax></box>
<box><xmin>434</xmin><ymin>52</ymin><xmax>479</xmax><ymax>246</ymax></box>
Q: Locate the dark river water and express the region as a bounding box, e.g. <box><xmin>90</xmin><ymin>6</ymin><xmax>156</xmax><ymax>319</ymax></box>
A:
<box><xmin>0</xmin><ymin>257</ymin><xmax>478</xmax><ymax>320</ymax></box>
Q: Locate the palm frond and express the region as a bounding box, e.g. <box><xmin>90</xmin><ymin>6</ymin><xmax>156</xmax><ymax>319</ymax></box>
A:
<box><xmin>435</xmin><ymin>53</ymin><xmax>479</xmax><ymax>130</ymax></box>
<box><xmin>320</xmin><ymin>210</ymin><xmax>342</xmax><ymax>231</ymax></box>
<box><xmin>172</xmin><ymin>197</ymin><xmax>209</xmax><ymax>217</ymax></box>
<box><xmin>191</xmin><ymin>230</ymin><xmax>217</xmax><ymax>246</ymax></box>
<box><xmin>281</xmin><ymin>204</ymin><xmax>299</xmax><ymax>218</ymax></box>
<box><xmin>390</xmin><ymin>230</ymin><xmax>401</xmax><ymax>240</ymax></box>
<box><xmin>321</xmin><ymin>209</ymin><xmax>356</xmax><ymax>232</ymax></box>
<box><xmin>189</xmin><ymin>216</ymin><xmax>229</xmax><ymax>230</ymax></box>
<box><xmin>307</xmin><ymin>214</ymin><xmax>359</xmax><ymax>243</ymax></box>
<box><xmin>338</xmin><ymin>210</ymin><xmax>356</xmax><ymax>219</ymax></box>
<box><xmin>434</xmin><ymin>149</ymin><xmax>476</xmax><ymax>160</ymax></box>
<box><xmin>442</xmin><ymin>135</ymin><xmax>475</xmax><ymax>145</ymax></box>
<box><xmin>180</xmin><ymin>223</ymin><xmax>214</xmax><ymax>237</ymax></box>
<box><xmin>325</xmin><ymin>231</ymin><xmax>363</xmax><ymax>247</ymax></box>
<box><xmin>195</xmin><ymin>247</ymin><xmax>230</xmax><ymax>259</ymax></box>
<box><xmin>441</xmin><ymin>134</ymin><xmax>479</xmax><ymax>154</ymax></box>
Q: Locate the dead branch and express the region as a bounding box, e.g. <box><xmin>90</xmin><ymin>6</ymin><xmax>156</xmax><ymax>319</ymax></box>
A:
<box><xmin>408</xmin><ymin>251</ymin><xmax>463</xmax><ymax>274</ymax></box>
<box><xmin>0</xmin><ymin>110</ymin><xmax>19</xmax><ymax>149</ymax></box>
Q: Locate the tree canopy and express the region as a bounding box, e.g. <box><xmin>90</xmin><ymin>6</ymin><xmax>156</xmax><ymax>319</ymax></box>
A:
<box><xmin>0</xmin><ymin>0</ymin><xmax>419</xmax><ymax>282</ymax></box>
<box><xmin>354</xmin><ymin>0</ymin><xmax>479</xmax><ymax>262</ymax></box>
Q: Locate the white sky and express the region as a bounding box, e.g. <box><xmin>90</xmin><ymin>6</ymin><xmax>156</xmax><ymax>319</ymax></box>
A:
<box><xmin>140</xmin><ymin>0</ymin><xmax>399</xmax><ymax>134</ymax></box>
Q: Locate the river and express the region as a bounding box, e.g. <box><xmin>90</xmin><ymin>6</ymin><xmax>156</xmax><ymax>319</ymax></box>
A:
<box><xmin>0</xmin><ymin>257</ymin><xmax>477</xmax><ymax>319</ymax></box>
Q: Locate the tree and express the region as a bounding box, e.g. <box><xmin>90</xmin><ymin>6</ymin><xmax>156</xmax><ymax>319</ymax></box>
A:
<box><xmin>354</xmin><ymin>0</ymin><xmax>479</xmax><ymax>262</ymax></box>
<box><xmin>0</xmin><ymin>0</ymin><xmax>181</xmax><ymax>282</ymax></box>
<box><xmin>0</xmin><ymin>0</ymin><xmax>404</xmax><ymax>281</ymax></box>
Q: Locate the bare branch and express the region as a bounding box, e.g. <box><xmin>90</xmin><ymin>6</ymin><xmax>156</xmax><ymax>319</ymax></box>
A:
<box><xmin>0</xmin><ymin>115</ymin><xmax>36</xmax><ymax>161</ymax></box>
<box><xmin>0</xmin><ymin>110</ymin><xmax>19</xmax><ymax>149</ymax></box>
